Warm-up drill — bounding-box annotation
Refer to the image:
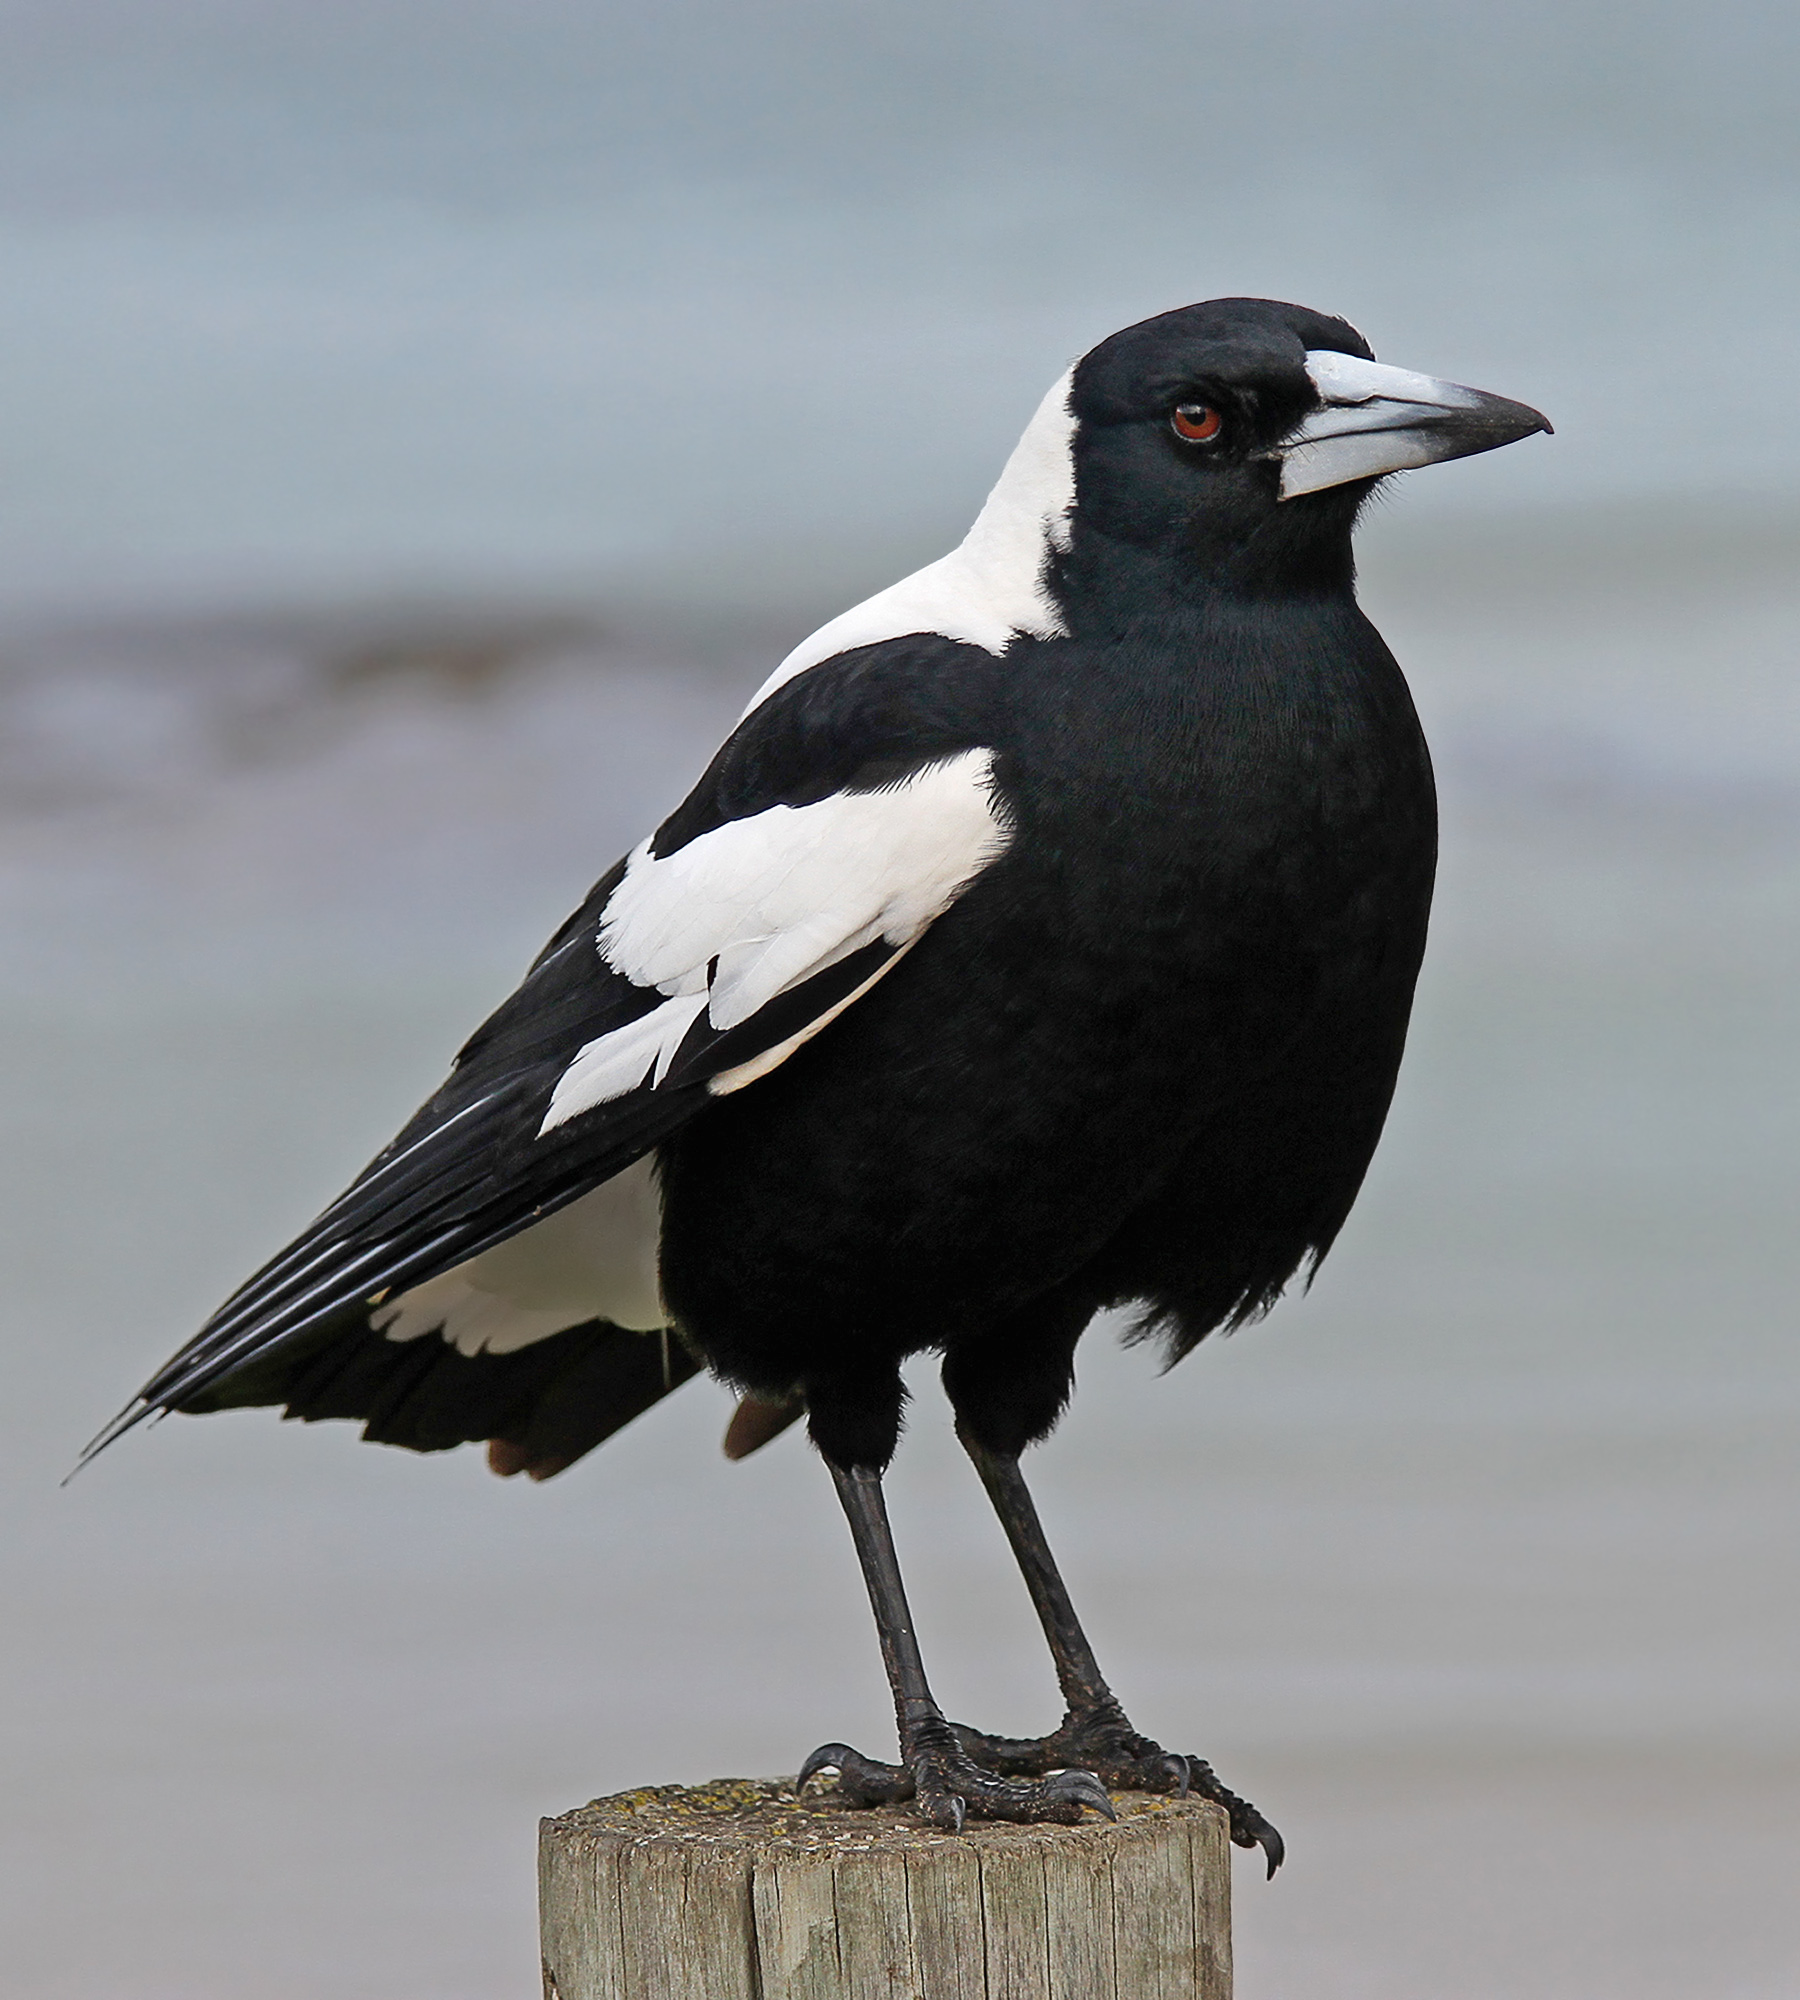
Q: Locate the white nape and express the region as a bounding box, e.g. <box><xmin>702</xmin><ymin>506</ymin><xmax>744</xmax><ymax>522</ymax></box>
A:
<box><xmin>374</xmin><ymin>1156</ymin><xmax>667</xmax><ymax>1354</ymax></box>
<box><xmin>743</xmin><ymin>367</ymin><xmax>1077</xmax><ymax>714</ymax></box>
<box><xmin>539</xmin><ymin>749</ymin><xmax>1009</xmax><ymax>1135</ymax></box>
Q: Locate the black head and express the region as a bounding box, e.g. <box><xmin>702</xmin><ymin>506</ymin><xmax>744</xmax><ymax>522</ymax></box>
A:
<box><xmin>765</xmin><ymin>299</ymin><xmax>1547</xmax><ymax>690</ymax></box>
<box><xmin>1056</xmin><ymin>296</ymin><xmax>1546</xmax><ymax>605</ymax></box>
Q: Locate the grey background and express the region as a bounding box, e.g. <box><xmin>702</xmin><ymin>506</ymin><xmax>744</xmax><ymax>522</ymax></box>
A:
<box><xmin>1</xmin><ymin>4</ymin><xmax>1796</xmax><ymax>1996</ymax></box>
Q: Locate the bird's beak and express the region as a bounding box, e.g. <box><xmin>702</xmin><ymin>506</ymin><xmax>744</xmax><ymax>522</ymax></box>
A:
<box><xmin>1275</xmin><ymin>351</ymin><xmax>1551</xmax><ymax>501</ymax></box>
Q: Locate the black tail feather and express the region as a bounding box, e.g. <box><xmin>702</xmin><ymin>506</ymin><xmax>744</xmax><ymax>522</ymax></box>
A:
<box><xmin>153</xmin><ymin>1306</ymin><xmax>705</xmax><ymax>1472</ymax></box>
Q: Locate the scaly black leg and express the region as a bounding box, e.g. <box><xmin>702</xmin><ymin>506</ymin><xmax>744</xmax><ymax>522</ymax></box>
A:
<box><xmin>799</xmin><ymin>1461</ymin><xmax>1115</xmax><ymax>1832</ymax></box>
<box><xmin>953</xmin><ymin>1429</ymin><xmax>1285</xmax><ymax>1876</ymax></box>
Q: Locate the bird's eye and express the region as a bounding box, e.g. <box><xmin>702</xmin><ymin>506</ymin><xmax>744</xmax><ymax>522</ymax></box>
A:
<box><xmin>1171</xmin><ymin>403</ymin><xmax>1224</xmax><ymax>444</ymax></box>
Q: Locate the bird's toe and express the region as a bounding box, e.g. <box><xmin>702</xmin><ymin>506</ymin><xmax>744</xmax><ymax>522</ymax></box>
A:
<box><xmin>798</xmin><ymin>1742</ymin><xmax>914</xmax><ymax>1806</ymax></box>
<box><xmin>918</xmin><ymin>1752</ymin><xmax>1111</xmax><ymax>1829</ymax></box>
<box><xmin>798</xmin><ymin>1734</ymin><xmax>1114</xmax><ymax>1830</ymax></box>
<box><xmin>1178</xmin><ymin>1755</ymin><xmax>1285</xmax><ymax>1877</ymax></box>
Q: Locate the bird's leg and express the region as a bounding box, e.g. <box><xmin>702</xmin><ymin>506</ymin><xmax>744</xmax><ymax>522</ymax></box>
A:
<box><xmin>952</xmin><ymin>1429</ymin><xmax>1285</xmax><ymax>1875</ymax></box>
<box><xmin>799</xmin><ymin>1461</ymin><xmax>1115</xmax><ymax>1831</ymax></box>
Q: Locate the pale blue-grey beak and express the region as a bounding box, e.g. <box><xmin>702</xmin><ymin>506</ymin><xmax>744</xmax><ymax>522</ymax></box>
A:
<box><xmin>1276</xmin><ymin>350</ymin><xmax>1551</xmax><ymax>500</ymax></box>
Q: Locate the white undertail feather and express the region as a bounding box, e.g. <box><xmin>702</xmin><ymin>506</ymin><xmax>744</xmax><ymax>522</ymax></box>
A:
<box><xmin>743</xmin><ymin>367</ymin><xmax>1077</xmax><ymax>713</ymax></box>
<box><xmin>376</xmin><ymin>1155</ymin><xmax>667</xmax><ymax>1353</ymax></box>
<box><xmin>538</xmin><ymin>750</ymin><xmax>1010</xmax><ymax>1135</ymax></box>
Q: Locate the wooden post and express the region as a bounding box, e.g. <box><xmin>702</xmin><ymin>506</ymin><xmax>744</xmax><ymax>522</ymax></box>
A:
<box><xmin>540</xmin><ymin>1777</ymin><xmax>1231</xmax><ymax>1999</ymax></box>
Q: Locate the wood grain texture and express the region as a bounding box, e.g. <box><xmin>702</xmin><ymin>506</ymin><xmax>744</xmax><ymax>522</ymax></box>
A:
<box><xmin>540</xmin><ymin>1778</ymin><xmax>1232</xmax><ymax>2000</ymax></box>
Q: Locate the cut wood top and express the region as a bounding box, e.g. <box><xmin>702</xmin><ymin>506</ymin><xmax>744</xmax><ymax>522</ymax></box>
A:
<box><xmin>541</xmin><ymin>1777</ymin><xmax>1233</xmax><ymax>1998</ymax></box>
<box><xmin>547</xmin><ymin>1774</ymin><xmax>1227</xmax><ymax>1858</ymax></box>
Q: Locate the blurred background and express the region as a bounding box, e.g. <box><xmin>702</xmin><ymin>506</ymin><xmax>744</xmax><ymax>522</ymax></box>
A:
<box><xmin>2</xmin><ymin>3</ymin><xmax>1796</xmax><ymax>1995</ymax></box>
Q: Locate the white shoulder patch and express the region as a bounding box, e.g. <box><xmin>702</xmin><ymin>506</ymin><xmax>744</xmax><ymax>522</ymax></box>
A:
<box><xmin>538</xmin><ymin>748</ymin><xmax>1009</xmax><ymax>1134</ymax></box>
<box><xmin>743</xmin><ymin>367</ymin><xmax>1077</xmax><ymax>714</ymax></box>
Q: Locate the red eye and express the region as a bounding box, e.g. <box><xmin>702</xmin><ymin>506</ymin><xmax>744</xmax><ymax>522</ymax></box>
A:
<box><xmin>1171</xmin><ymin>402</ymin><xmax>1223</xmax><ymax>443</ymax></box>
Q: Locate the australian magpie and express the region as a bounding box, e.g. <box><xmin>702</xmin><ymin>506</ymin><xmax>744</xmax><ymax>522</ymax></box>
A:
<box><xmin>90</xmin><ymin>298</ymin><xmax>1548</xmax><ymax>1868</ymax></box>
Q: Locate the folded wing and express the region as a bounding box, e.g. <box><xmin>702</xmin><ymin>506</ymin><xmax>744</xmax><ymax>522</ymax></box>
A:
<box><xmin>86</xmin><ymin>634</ymin><xmax>1011</xmax><ymax>1464</ymax></box>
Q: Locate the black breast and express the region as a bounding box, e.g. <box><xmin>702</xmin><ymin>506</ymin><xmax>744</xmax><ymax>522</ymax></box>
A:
<box><xmin>657</xmin><ymin>594</ymin><xmax>1436</xmax><ymax>1387</ymax></box>
<box><xmin>995</xmin><ymin>595</ymin><xmax>1438</xmax><ymax>1354</ymax></box>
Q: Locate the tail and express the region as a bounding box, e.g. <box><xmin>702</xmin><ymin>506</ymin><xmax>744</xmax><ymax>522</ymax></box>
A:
<box><xmin>81</xmin><ymin>1306</ymin><xmax>703</xmax><ymax>1483</ymax></box>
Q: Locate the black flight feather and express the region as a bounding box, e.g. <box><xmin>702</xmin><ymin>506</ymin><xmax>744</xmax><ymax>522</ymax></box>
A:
<box><xmin>85</xmin><ymin>632</ymin><xmax>1009</xmax><ymax>1466</ymax></box>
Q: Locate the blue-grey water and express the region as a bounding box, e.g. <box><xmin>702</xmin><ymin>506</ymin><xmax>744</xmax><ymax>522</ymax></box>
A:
<box><xmin>2</xmin><ymin>5</ymin><xmax>1798</xmax><ymax>1997</ymax></box>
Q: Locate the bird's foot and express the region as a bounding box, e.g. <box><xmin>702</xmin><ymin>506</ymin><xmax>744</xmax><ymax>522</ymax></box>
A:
<box><xmin>798</xmin><ymin>1719</ymin><xmax>1117</xmax><ymax>1833</ymax></box>
<box><xmin>946</xmin><ymin>1700</ymin><xmax>1285</xmax><ymax>1876</ymax></box>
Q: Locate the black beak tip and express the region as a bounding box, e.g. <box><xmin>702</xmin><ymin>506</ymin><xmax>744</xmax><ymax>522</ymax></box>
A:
<box><xmin>1456</xmin><ymin>392</ymin><xmax>1553</xmax><ymax>457</ymax></box>
<box><xmin>1504</xmin><ymin>396</ymin><xmax>1553</xmax><ymax>441</ymax></box>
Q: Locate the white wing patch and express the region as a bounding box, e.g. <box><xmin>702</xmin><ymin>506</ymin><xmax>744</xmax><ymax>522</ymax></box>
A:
<box><xmin>375</xmin><ymin>1155</ymin><xmax>667</xmax><ymax>1354</ymax></box>
<box><xmin>538</xmin><ymin>749</ymin><xmax>1010</xmax><ymax>1136</ymax></box>
<box><xmin>538</xmin><ymin>991</ymin><xmax>711</xmax><ymax>1110</ymax></box>
<box><xmin>744</xmin><ymin>367</ymin><xmax>1077</xmax><ymax>715</ymax></box>
<box><xmin>707</xmin><ymin>942</ymin><xmax>916</xmax><ymax>1097</ymax></box>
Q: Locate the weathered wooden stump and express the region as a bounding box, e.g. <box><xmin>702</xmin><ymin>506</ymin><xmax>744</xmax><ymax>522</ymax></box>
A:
<box><xmin>540</xmin><ymin>1776</ymin><xmax>1231</xmax><ymax>1999</ymax></box>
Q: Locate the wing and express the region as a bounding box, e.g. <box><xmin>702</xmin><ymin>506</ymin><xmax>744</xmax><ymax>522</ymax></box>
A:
<box><xmin>87</xmin><ymin>633</ymin><xmax>1011</xmax><ymax>1462</ymax></box>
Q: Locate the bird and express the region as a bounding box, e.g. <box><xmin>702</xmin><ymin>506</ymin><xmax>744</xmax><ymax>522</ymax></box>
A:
<box><xmin>88</xmin><ymin>297</ymin><xmax>1548</xmax><ymax>1869</ymax></box>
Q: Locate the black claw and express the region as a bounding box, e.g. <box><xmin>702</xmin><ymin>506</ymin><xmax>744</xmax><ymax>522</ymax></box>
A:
<box><xmin>1046</xmin><ymin>1767</ymin><xmax>1117</xmax><ymax>1821</ymax></box>
<box><xmin>1178</xmin><ymin>1757</ymin><xmax>1284</xmax><ymax>1878</ymax></box>
<box><xmin>798</xmin><ymin>1742</ymin><xmax>855</xmax><ymax>1790</ymax></box>
<box><xmin>1159</xmin><ymin>1753</ymin><xmax>1192</xmax><ymax>1799</ymax></box>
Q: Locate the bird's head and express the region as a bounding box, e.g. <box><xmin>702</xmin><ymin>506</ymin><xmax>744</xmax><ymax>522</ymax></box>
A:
<box><xmin>758</xmin><ymin>299</ymin><xmax>1551</xmax><ymax>697</ymax></box>
<box><xmin>1036</xmin><ymin>297</ymin><xmax>1551</xmax><ymax>605</ymax></box>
